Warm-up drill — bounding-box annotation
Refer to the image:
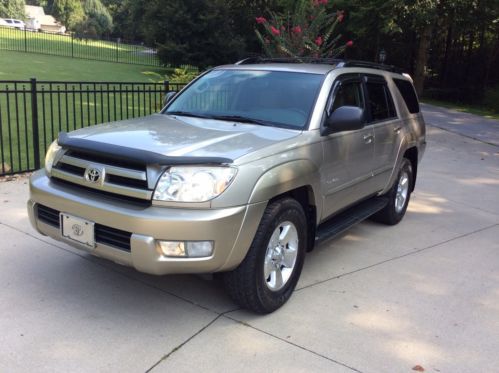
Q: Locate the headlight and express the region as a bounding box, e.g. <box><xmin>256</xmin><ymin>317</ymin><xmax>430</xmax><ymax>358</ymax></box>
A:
<box><xmin>153</xmin><ymin>166</ymin><xmax>237</xmax><ymax>202</ymax></box>
<box><xmin>45</xmin><ymin>140</ymin><xmax>61</xmax><ymax>173</ymax></box>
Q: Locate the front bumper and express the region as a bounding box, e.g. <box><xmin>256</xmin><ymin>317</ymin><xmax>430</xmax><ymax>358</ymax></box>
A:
<box><xmin>28</xmin><ymin>170</ymin><xmax>266</xmax><ymax>275</ymax></box>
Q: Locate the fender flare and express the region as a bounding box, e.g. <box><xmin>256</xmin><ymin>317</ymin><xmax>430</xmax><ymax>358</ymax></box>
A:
<box><xmin>248</xmin><ymin>159</ymin><xmax>322</xmax><ymax>221</ymax></box>
<box><xmin>381</xmin><ymin>136</ymin><xmax>418</xmax><ymax>195</ymax></box>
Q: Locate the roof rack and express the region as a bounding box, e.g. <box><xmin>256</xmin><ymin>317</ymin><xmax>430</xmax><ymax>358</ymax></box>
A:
<box><xmin>235</xmin><ymin>57</ymin><xmax>405</xmax><ymax>74</ymax></box>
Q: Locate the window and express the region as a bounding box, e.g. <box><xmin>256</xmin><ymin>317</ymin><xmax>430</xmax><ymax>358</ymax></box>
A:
<box><xmin>330</xmin><ymin>81</ymin><xmax>364</xmax><ymax>114</ymax></box>
<box><xmin>165</xmin><ymin>70</ymin><xmax>324</xmax><ymax>129</ymax></box>
<box><xmin>366</xmin><ymin>81</ymin><xmax>396</xmax><ymax>122</ymax></box>
<box><xmin>393</xmin><ymin>78</ymin><xmax>420</xmax><ymax>114</ymax></box>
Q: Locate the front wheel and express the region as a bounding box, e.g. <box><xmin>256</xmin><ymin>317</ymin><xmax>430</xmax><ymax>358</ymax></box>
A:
<box><xmin>223</xmin><ymin>198</ymin><xmax>307</xmax><ymax>314</ymax></box>
<box><xmin>371</xmin><ymin>158</ymin><xmax>413</xmax><ymax>225</ymax></box>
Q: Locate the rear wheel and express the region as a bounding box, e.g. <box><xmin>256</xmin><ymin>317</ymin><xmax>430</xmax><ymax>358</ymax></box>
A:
<box><xmin>371</xmin><ymin>158</ymin><xmax>413</xmax><ymax>225</ymax></box>
<box><xmin>223</xmin><ymin>198</ymin><xmax>307</xmax><ymax>314</ymax></box>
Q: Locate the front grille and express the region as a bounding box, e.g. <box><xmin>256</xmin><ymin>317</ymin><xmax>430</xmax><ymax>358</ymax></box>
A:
<box><xmin>107</xmin><ymin>174</ymin><xmax>148</xmax><ymax>189</ymax></box>
<box><xmin>37</xmin><ymin>205</ymin><xmax>60</xmax><ymax>227</ymax></box>
<box><xmin>51</xmin><ymin>178</ymin><xmax>151</xmax><ymax>207</ymax></box>
<box><xmin>51</xmin><ymin>150</ymin><xmax>153</xmax><ymax>201</ymax></box>
<box><xmin>36</xmin><ymin>204</ymin><xmax>132</xmax><ymax>252</ymax></box>
<box><xmin>56</xmin><ymin>162</ymin><xmax>85</xmax><ymax>176</ymax></box>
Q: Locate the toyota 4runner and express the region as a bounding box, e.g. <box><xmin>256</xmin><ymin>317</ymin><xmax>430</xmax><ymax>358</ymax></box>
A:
<box><xmin>28</xmin><ymin>58</ymin><xmax>426</xmax><ymax>313</ymax></box>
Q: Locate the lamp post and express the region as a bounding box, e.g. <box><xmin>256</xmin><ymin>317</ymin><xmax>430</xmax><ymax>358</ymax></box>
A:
<box><xmin>379</xmin><ymin>49</ymin><xmax>386</xmax><ymax>64</ymax></box>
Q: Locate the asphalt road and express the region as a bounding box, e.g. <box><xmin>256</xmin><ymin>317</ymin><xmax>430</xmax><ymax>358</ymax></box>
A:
<box><xmin>0</xmin><ymin>106</ymin><xmax>498</xmax><ymax>372</ymax></box>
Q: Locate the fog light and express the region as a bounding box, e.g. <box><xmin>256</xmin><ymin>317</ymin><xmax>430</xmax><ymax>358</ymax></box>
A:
<box><xmin>157</xmin><ymin>240</ymin><xmax>213</xmax><ymax>258</ymax></box>
<box><xmin>158</xmin><ymin>241</ymin><xmax>186</xmax><ymax>257</ymax></box>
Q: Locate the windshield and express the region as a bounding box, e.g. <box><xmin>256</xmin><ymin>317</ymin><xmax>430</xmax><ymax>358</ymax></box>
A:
<box><xmin>164</xmin><ymin>69</ymin><xmax>324</xmax><ymax>129</ymax></box>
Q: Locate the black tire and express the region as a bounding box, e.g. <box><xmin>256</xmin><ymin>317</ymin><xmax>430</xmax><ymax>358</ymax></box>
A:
<box><xmin>223</xmin><ymin>198</ymin><xmax>307</xmax><ymax>314</ymax></box>
<box><xmin>371</xmin><ymin>158</ymin><xmax>413</xmax><ymax>225</ymax></box>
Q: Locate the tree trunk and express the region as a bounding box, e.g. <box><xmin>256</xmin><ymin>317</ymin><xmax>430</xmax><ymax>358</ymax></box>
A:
<box><xmin>440</xmin><ymin>15</ymin><xmax>453</xmax><ymax>85</ymax></box>
<box><xmin>413</xmin><ymin>24</ymin><xmax>432</xmax><ymax>96</ymax></box>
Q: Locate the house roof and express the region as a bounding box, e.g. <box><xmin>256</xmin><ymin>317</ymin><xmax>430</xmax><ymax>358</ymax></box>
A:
<box><xmin>25</xmin><ymin>5</ymin><xmax>64</xmax><ymax>27</ymax></box>
<box><xmin>25</xmin><ymin>5</ymin><xmax>45</xmax><ymax>18</ymax></box>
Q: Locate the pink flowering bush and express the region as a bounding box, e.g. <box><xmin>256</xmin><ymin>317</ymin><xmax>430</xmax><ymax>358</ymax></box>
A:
<box><xmin>255</xmin><ymin>0</ymin><xmax>351</xmax><ymax>59</ymax></box>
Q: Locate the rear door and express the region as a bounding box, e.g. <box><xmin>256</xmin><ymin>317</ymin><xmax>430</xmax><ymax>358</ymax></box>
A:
<box><xmin>320</xmin><ymin>74</ymin><xmax>375</xmax><ymax>219</ymax></box>
<box><xmin>363</xmin><ymin>74</ymin><xmax>401</xmax><ymax>190</ymax></box>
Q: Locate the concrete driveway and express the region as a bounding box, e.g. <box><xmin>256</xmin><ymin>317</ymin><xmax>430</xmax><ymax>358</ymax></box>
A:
<box><xmin>1</xmin><ymin>107</ymin><xmax>498</xmax><ymax>372</ymax></box>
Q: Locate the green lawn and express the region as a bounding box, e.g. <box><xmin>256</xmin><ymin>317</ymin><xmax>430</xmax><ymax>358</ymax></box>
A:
<box><xmin>0</xmin><ymin>50</ymin><xmax>170</xmax><ymax>82</ymax></box>
<box><xmin>0</xmin><ymin>26</ymin><xmax>160</xmax><ymax>66</ymax></box>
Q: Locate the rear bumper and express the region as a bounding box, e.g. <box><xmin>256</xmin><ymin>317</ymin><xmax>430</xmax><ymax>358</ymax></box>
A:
<box><xmin>28</xmin><ymin>170</ymin><xmax>266</xmax><ymax>275</ymax></box>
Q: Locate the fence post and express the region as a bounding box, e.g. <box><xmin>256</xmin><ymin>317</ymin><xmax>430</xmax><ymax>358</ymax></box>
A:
<box><xmin>30</xmin><ymin>78</ymin><xmax>41</xmax><ymax>170</ymax></box>
<box><xmin>116</xmin><ymin>38</ymin><xmax>119</xmax><ymax>62</ymax></box>
<box><xmin>71</xmin><ymin>33</ymin><xmax>74</xmax><ymax>58</ymax></box>
<box><xmin>164</xmin><ymin>80</ymin><xmax>170</xmax><ymax>93</ymax></box>
<box><xmin>24</xmin><ymin>27</ymin><xmax>27</xmax><ymax>52</ymax></box>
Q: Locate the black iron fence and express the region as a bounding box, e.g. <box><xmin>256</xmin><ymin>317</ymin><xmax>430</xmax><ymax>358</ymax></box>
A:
<box><xmin>0</xmin><ymin>79</ymin><xmax>187</xmax><ymax>175</ymax></box>
<box><xmin>0</xmin><ymin>25</ymin><xmax>160</xmax><ymax>66</ymax></box>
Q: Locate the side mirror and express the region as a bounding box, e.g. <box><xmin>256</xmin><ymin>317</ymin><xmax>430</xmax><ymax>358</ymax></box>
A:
<box><xmin>163</xmin><ymin>91</ymin><xmax>177</xmax><ymax>106</ymax></box>
<box><xmin>323</xmin><ymin>106</ymin><xmax>365</xmax><ymax>135</ymax></box>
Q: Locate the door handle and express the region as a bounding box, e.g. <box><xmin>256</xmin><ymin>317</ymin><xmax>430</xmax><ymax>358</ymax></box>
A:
<box><xmin>363</xmin><ymin>134</ymin><xmax>374</xmax><ymax>144</ymax></box>
<box><xmin>393</xmin><ymin>126</ymin><xmax>401</xmax><ymax>134</ymax></box>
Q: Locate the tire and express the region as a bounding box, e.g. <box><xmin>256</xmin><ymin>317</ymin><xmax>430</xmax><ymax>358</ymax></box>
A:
<box><xmin>223</xmin><ymin>198</ymin><xmax>307</xmax><ymax>314</ymax></box>
<box><xmin>371</xmin><ymin>158</ymin><xmax>413</xmax><ymax>225</ymax></box>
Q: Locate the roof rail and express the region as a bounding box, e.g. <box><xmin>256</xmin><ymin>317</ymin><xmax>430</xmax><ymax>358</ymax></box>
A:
<box><xmin>235</xmin><ymin>57</ymin><xmax>405</xmax><ymax>74</ymax></box>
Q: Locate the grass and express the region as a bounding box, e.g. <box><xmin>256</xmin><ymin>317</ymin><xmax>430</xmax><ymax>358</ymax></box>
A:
<box><xmin>421</xmin><ymin>98</ymin><xmax>499</xmax><ymax>120</ymax></box>
<box><xmin>0</xmin><ymin>50</ymin><xmax>171</xmax><ymax>82</ymax></box>
<box><xmin>0</xmin><ymin>26</ymin><xmax>160</xmax><ymax>66</ymax></box>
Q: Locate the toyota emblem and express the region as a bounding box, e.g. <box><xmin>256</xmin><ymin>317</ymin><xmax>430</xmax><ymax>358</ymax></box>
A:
<box><xmin>84</xmin><ymin>167</ymin><xmax>102</xmax><ymax>183</ymax></box>
<box><xmin>72</xmin><ymin>224</ymin><xmax>84</xmax><ymax>236</ymax></box>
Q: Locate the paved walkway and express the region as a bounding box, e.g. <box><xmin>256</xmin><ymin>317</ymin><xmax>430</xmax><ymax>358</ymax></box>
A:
<box><xmin>0</xmin><ymin>108</ymin><xmax>498</xmax><ymax>372</ymax></box>
<box><xmin>422</xmin><ymin>103</ymin><xmax>499</xmax><ymax>147</ymax></box>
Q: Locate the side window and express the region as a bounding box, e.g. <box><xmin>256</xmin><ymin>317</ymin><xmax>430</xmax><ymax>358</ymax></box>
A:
<box><xmin>330</xmin><ymin>81</ymin><xmax>364</xmax><ymax>114</ymax></box>
<box><xmin>366</xmin><ymin>81</ymin><xmax>397</xmax><ymax>122</ymax></box>
<box><xmin>393</xmin><ymin>78</ymin><xmax>420</xmax><ymax>114</ymax></box>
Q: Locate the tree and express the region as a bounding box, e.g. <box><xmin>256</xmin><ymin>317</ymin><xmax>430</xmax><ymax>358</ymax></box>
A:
<box><xmin>140</xmin><ymin>0</ymin><xmax>246</xmax><ymax>68</ymax></box>
<box><xmin>0</xmin><ymin>0</ymin><xmax>26</xmax><ymax>19</ymax></box>
<box><xmin>51</xmin><ymin>0</ymin><xmax>84</xmax><ymax>30</ymax></box>
<box><xmin>255</xmin><ymin>0</ymin><xmax>350</xmax><ymax>58</ymax></box>
<box><xmin>77</xmin><ymin>0</ymin><xmax>113</xmax><ymax>36</ymax></box>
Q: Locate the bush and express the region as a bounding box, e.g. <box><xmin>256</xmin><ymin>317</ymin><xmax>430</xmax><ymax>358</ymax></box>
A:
<box><xmin>483</xmin><ymin>87</ymin><xmax>499</xmax><ymax>113</ymax></box>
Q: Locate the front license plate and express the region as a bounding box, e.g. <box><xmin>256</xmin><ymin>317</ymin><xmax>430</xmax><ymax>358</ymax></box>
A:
<box><xmin>60</xmin><ymin>213</ymin><xmax>95</xmax><ymax>248</ymax></box>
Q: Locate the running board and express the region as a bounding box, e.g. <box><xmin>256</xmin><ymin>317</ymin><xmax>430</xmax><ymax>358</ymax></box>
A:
<box><xmin>315</xmin><ymin>197</ymin><xmax>388</xmax><ymax>245</ymax></box>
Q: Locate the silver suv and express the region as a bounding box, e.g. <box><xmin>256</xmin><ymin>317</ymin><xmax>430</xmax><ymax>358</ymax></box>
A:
<box><xmin>28</xmin><ymin>59</ymin><xmax>426</xmax><ymax>313</ymax></box>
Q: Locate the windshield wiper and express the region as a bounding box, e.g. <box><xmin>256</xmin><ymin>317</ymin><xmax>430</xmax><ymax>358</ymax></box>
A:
<box><xmin>208</xmin><ymin>115</ymin><xmax>270</xmax><ymax>126</ymax></box>
<box><xmin>166</xmin><ymin>111</ymin><xmax>213</xmax><ymax>119</ymax></box>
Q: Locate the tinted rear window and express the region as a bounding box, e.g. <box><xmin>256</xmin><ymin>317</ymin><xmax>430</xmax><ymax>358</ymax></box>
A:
<box><xmin>366</xmin><ymin>82</ymin><xmax>396</xmax><ymax>122</ymax></box>
<box><xmin>393</xmin><ymin>78</ymin><xmax>420</xmax><ymax>114</ymax></box>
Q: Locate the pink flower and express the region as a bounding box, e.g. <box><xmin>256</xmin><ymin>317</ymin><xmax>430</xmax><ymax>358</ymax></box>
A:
<box><xmin>315</xmin><ymin>36</ymin><xmax>323</xmax><ymax>46</ymax></box>
<box><xmin>270</xmin><ymin>26</ymin><xmax>280</xmax><ymax>36</ymax></box>
<box><xmin>255</xmin><ymin>17</ymin><xmax>266</xmax><ymax>24</ymax></box>
<box><xmin>346</xmin><ymin>40</ymin><xmax>354</xmax><ymax>47</ymax></box>
<box><xmin>337</xmin><ymin>10</ymin><xmax>345</xmax><ymax>23</ymax></box>
<box><xmin>292</xmin><ymin>26</ymin><xmax>302</xmax><ymax>34</ymax></box>
<box><xmin>313</xmin><ymin>0</ymin><xmax>328</xmax><ymax>5</ymax></box>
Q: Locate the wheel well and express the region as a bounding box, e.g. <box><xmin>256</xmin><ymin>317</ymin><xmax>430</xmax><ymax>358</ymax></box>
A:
<box><xmin>269</xmin><ymin>186</ymin><xmax>317</xmax><ymax>252</ymax></box>
<box><xmin>403</xmin><ymin>147</ymin><xmax>418</xmax><ymax>191</ymax></box>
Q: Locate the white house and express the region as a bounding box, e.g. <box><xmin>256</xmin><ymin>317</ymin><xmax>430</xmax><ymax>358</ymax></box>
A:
<box><xmin>25</xmin><ymin>5</ymin><xmax>66</xmax><ymax>34</ymax></box>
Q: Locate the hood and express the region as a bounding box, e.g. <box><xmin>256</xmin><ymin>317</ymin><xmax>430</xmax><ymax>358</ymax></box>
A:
<box><xmin>66</xmin><ymin>114</ymin><xmax>301</xmax><ymax>162</ymax></box>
